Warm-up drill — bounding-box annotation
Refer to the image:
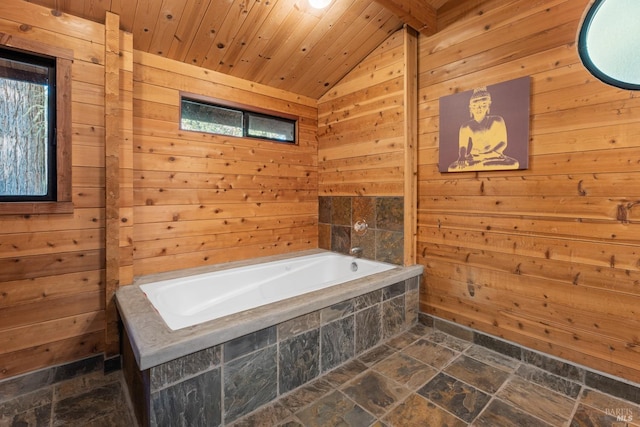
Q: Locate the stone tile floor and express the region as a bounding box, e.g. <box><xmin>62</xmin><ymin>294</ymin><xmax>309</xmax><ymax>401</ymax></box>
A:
<box><xmin>0</xmin><ymin>369</ymin><xmax>135</xmax><ymax>426</ymax></box>
<box><xmin>2</xmin><ymin>323</ymin><xmax>639</xmax><ymax>426</ymax></box>
<box><xmin>231</xmin><ymin>323</ymin><xmax>640</xmax><ymax>427</ymax></box>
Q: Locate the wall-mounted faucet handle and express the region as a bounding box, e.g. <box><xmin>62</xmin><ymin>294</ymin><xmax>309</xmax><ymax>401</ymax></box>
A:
<box><xmin>353</xmin><ymin>219</ymin><xmax>368</xmax><ymax>235</ymax></box>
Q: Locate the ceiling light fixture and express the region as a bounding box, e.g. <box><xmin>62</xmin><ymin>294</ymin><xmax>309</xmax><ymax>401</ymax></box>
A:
<box><xmin>308</xmin><ymin>0</ymin><xmax>331</xmax><ymax>9</ymax></box>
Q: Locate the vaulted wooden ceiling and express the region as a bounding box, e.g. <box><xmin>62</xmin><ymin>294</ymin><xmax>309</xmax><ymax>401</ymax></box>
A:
<box><xmin>25</xmin><ymin>0</ymin><xmax>456</xmax><ymax>99</ymax></box>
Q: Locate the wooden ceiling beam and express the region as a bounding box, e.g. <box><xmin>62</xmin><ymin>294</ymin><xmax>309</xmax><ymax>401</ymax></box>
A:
<box><xmin>373</xmin><ymin>0</ymin><xmax>437</xmax><ymax>35</ymax></box>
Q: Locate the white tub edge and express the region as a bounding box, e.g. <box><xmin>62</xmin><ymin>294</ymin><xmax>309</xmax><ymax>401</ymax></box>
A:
<box><xmin>115</xmin><ymin>250</ymin><xmax>424</xmax><ymax>370</ymax></box>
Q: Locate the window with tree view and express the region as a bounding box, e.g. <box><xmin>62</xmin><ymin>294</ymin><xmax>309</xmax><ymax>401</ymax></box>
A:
<box><xmin>0</xmin><ymin>48</ymin><xmax>56</xmax><ymax>201</ymax></box>
<box><xmin>180</xmin><ymin>97</ymin><xmax>296</xmax><ymax>143</ymax></box>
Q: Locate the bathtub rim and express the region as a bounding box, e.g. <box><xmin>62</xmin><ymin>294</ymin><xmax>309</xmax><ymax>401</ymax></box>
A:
<box><xmin>116</xmin><ymin>249</ymin><xmax>424</xmax><ymax>370</ymax></box>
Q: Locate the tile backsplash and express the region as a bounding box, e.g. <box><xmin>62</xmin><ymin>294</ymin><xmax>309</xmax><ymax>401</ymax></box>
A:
<box><xmin>318</xmin><ymin>196</ymin><xmax>404</xmax><ymax>265</ymax></box>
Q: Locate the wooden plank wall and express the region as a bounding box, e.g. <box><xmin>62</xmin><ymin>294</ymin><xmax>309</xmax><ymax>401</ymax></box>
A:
<box><xmin>132</xmin><ymin>52</ymin><xmax>319</xmax><ymax>277</ymax></box>
<box><xmin>0</xmin><ymin>0</ymin><xmax>128</xmax><ymax>379</ymax></box>
<box><xmin>318</xmin><ymin>30</ymin><xmax>406</xmax><ymax>197</ymax></box>
<box><xmin>417</xmin><ymin>0</ymin><xmax>640</xmax><ymax>383</ymax></box>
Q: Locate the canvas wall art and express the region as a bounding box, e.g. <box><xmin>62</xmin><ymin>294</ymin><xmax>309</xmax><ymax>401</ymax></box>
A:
<box><xmin>439</xmin><ymin>76</ymin><xmax>530</xmax><ymax>172</ymax></box>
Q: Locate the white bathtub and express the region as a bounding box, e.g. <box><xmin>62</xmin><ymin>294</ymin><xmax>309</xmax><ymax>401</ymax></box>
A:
<box><xmin>142</xmin><ymin>251</ymin><xmax>395</xmax><ymax>330</ymax></box>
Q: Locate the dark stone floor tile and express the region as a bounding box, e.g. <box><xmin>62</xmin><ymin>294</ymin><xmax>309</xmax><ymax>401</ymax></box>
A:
<box><xmin>229</xmin><ymin>402</ymin><xmax>292</xmax><ymax>427</ymax></box>
<box><xmin>403</xmin><ymin>339</ymin><xmax>458</xmax><ymax>369</ymax></box>
<box><xmin>0</xmin><ymin>370</ymin><xmax>54</xmax><ymax>402</ymax></box>
<box><xmin>417</xmin><ymin>372</ymin><xmax>490</xmax><ymax>423</ymax></box>
<box><xmin>373</xmin><ymin>352</ymin><xmax>437</xmax><ymax>390</ymax></box>
<box><xmin>383</xmin><ymin>393</ymin><xmax>466</xmax><ymax>427</ymax></box>
<box><xmin>570</xmin><ymin>404</ymin><xmax>623</xmax><ymax>427</ymax></box>
<box><xmin>54</xmin><ymin>382</ymin><xmax>133</xmax><ymax>427</ymax></box>
<box><xmin>407</xmin><ymin>322</ymin><xmax>433</xmax><ymax>338</ymax></box>
<box><xmin>295</xmin><ymin>390</ymin><xmax>375</xmax><ymax>427</ymax></box>
<box><xmin>55</xmin><ymin>371</ymin><xmax>128</xmax><ymax>401</ymax></box>
<box><xmin>278</xmin><ymin>418</ymin><xmax>305</xmax><ymax>427</ymax></box>
<box><xmin>341</xmin><ymin>371</ymin><xmax>410</xmax><ymax>417</ymax></box>
<box><xmin>443</xmin><ymin>355</ymin><xmax>510</xmax><ymax>394</ymax></box>
<box><xmin>579</xmin><ymin>387</ymin><xmax>640</xmax><ymax>418</ymax></box>
<box><xmin>516</xmin><ymin>364</ymin><xmax>582</xmax><ymax>398</ymax></box>
<box><xmin>1</xmin><ymin>400</ymin><xmax>51</xmax><ymax>427</ymax></box>
<box><xmin>323</xmin><ymin>359</ymin><xmax>369</xmax><ymax>388</ymax></box>
<box><xmin>385</xmin><ymin>329</ymin><xmax>421</xmax><ymax>351</ymax></box>
<box><xmin>427</xmin><ymin>331</ymin><xmax>472</xmax><ymax>352</ymax></box>
<box><xmin>0</xmin><ymin>388</ymin><xmax>51</xmax><ymax>423</ymax></box>
<box><xmin>278</xmin><ymin>378</ymin><xmax>334</xmax><ymax>413</ymax></box>
<box><xmin>474</xmin><ymin>398</ymin><xmax>552</xmax><ymax>427</ymax></box>
<box><xmin>497</xmin><ymin>375</ymin><xmax>576</xmax><ymax>426</ymax></box>
<box><xmin>358</xmin><ymin>344</ymin><xmax>396</xmax><ymax>367</ymax></box>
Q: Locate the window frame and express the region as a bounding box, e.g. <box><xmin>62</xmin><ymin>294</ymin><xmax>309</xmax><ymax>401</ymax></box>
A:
<box><xmin>179</xmin><ymin>92</ymin><xmax>299</xmax><ymax>145</ymax></box>
<box><xmin>0</xmin><ymin>33</ymin><xmax>73</xmax><ymax>215</ymax></box>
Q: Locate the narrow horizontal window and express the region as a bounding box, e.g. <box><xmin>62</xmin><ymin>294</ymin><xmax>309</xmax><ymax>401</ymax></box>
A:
<box><xmin>180</xmin><ymin>97</ymin><xmax>297</xmax><ymax>144</ymax></box>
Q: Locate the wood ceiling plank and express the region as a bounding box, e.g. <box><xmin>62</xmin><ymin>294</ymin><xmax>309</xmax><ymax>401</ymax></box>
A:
<box><xmin>305</xmin><ymin>11</ymin><xmax>403</xmax><ymax>98</ymax></box>
<box><xmin>231</xmin><ymin>0</ymin><xmax>297</xmax><ymax>80</ymax></box>
<box><xmin>256</xmin><ymin>0</ymin><xmax>354</xmax><ymax>90</ymax></box>
<box><xmin>200</xmin><ymin>0</ymin><xmax>261</xmax><ymax>70</ymax></box>
<box><xmin>288</xmin><ymin>1</ymin><xmax>398</xmax><ymax>96</ymax></box>
<box><xmin>147</xmin><ymin>0</ymin><xmax>189</xmax><ymax>57</ymax></box>
<box><xmin>131</xmin><ymin>0</ymin><xmax>163</xmax><ymax>52</ymax></box>
<box><xmin>282</xmin><ymin>0</ymin><xmax>373</xmax><ymax>93</ymax></box>
<box><xmin>109</xmin><ymin>0</ymin><xmax>138</xmax><ymax>32</ymax></box>
<box><xmin>183</xmin><ymin>0</ymin><xmax>234</xmax><ymax>67</ymax></box>
<box><xmin>166</xmin><ymin>0</ymin><xmax>212</xmax><ymax>62</ymax></box>
<box><xmin>214</xmin><ymin>0</ymin><xmax>276</xmax><ymax>74</ymax></box>
<box><xmin>21</xmin><ymin>0</ymin><xmax>465</xmax><ymax>98</ymax></box>
<box><xmin>248</xmin><ymin>2</ymin><xmax>323</xmax><ymax>85</ymax></box>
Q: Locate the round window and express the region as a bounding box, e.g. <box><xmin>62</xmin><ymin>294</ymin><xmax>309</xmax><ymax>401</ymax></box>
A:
<box><xmin>578</xmin><ymin>0</ymin><xmax>640</xmax><ymax>90</ymax></box>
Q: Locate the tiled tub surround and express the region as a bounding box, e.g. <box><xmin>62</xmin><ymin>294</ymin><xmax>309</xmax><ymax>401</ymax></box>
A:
<box><xmin>319</xmin><ymin>196</ymin><xmax>404</xmax><ymax>265</ymax></box>
<box><xmin>116</xmin><ymin>249</ymin><xmax>423</xmax><ymax>426</ymax></box>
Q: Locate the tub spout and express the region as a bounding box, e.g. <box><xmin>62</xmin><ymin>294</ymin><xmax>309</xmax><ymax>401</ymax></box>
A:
<box><xmin>350</xmin><ymin>247</ymin><xmax>363</xmax><ymax>258</ymax></box>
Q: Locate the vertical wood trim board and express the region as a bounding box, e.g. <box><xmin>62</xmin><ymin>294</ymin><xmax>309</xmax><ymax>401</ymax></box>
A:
<box><xmin>403</xmin><ymin>26</ymin><xmax>418</xmax><ymax>266</ymax></box>
<box><xmin>119</xmin><ymin>32</ymin><xmax>135</xmax><ymax>290</ymax></box>
<box><xmin>104</xmin><ymin>11</ymin><xmax>121</xmax><ymax>358</ymax></box>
